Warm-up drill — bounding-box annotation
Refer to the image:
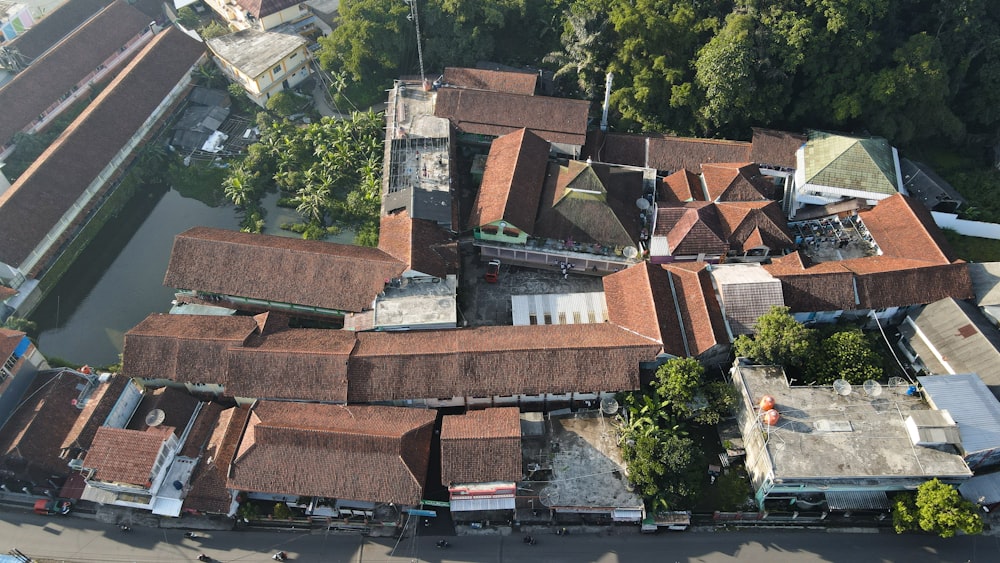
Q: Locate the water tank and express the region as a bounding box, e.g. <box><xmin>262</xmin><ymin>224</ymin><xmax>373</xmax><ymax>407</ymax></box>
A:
<box><xmin>762</xmin><ymin>409</ymin><xmax>780</xmax><ymax>426</ymax></box>
<box><xmin>759</xmin><ymin>395</ymin><xmax>776</xmax><ymax>411</ymax></box>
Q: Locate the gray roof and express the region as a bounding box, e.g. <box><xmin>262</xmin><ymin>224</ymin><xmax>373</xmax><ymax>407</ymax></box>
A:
<box><xmin>206</xmin><ymin>29</ymin><xmax>307</xmax><ymax>79</ymax></box>
<box><xmin>900</xmin><ymin>159</ymin><xmax>965</xmax><ymax>211</ymax></box>
<box><xmin>903</xmin><ymin>297</ymin><xmax>1000</xmax><ymax>398</ymax></box>
<box><xmin>803</xmin><ymin>130</ymin><xmax>899</xmax><ymax>195</ymax></box>
<box><xmin>732</xmin><ymin>362</ymin><xmax>971</xmax><ymax>482</ymax></box>
<box><xmin>918</xmin><ymin>374</ymin><xmax>1000</xmax><ymax>455</ymax></box>
<box><xmin>968</xmin><ymin>263</ymin><xmax>1000</xmax><ymax>308</ymax></box>
<box><xmin>960</xmin><ymin>471</ymin><xmax>1000</xmax><ymax>505</ymax></box>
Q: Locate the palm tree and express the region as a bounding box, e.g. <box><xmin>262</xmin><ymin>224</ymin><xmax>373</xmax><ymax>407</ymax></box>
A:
<box><xmin>223</xmin><ymin>166</ymin><xmax>256</xmax><ymax>208</ymax></box>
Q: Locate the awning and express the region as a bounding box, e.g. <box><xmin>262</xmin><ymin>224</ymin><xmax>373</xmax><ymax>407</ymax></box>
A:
<box><xmin>449</xmin><ymin>496</ymin><xmax>515</xmax><ymax>512</ymax></box>
<box><xmin>151</xmin><ymin>497</ymin><xmax>184</xmax><ymax>517</ymax></box>
<box><xmin>824</xmin><ymin>490</ymin><xmax>891</xmax><ymax>511</ymax></box>
<box><xmin>612</xmin><ymin>508</ymin><xmax>643</xmax><ymax>522</ymax></box>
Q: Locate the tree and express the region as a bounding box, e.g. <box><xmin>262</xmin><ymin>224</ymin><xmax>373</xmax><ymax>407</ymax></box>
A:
<box><xmin>266</xmin><ymin>91</ymin><xmax>301</xmax><ymax>117</ymax></box>
<box><xmin>893</xmin><ymin>479</ymin><xmax>983</xmax><ymax>538</ymax></box>
<box><xmin>734</xmin><ymin>306</ymin><xmax>816</xmax><ymax>367</ymax></box>
<box><xmin>654</xmin><ymin>357</ymin><xmax>704</xmax><ymax>417</ymax></box>
<box><xmin>622</xmin><ymin>431</ymin><xmax>699</xmax><ymax>508</ymax></box>
<box><xmin>544</xmin><ymin>0</ymin><xmax>615</xmax><ymax>100</ymax></box>
<box><xmin>199</xmin><ymin>21</ymin><xmax>229</xmax><ymax>40</ymax></box>
<box><xmin>805</xmin><ymin>328</ymin><xmax>883</xmax><ymax>384</ymax></box>
<box><xmin>3</xmin><ymin>316</ymin><xmax>37</xmax><ymax>334</ymax></box>
<box><xmin>176</xmin><ymin>7</ymin><xmax>200</xmax><ymax>29</ymax></box>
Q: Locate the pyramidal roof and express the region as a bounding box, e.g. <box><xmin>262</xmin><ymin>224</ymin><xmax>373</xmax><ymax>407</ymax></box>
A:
<box><xmin>803</xmin><ymin>130</ymin><xmax>899</xmax><ymax>195</ymax></box>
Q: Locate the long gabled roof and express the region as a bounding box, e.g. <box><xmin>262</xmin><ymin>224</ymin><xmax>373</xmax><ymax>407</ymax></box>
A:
<box><xmin>0</xmin><ymin>0</ymin><xmax>151</xmax><ymax>148</ymax></box>
<box><xmin>347</xmin><ymin>324</ymin><xmax>659</xmax><ymax>402</ymax></box>
<box><xmin>749</xmin><ymin>128</ymin><xmax>807</xmax><ymax>169</ymax></box>
<box><xmin>0</xmin><ymin>26</ymin><xmax>205</xmax><ymax>273</ymax></box>
<box><xmin>206</xmin><ymin>29</ymin><xmax>307</xmax><ymax>79</ymax></box>
<box><xmin>1</xmin><ymin>0</ymin><xmax>112</xmax><ymax>64</ymax></box>
<box><xmin>442</xmin><ymin>67</ymin><xmax>537</xmax><ymax>95</ymax></box>
<box><xmin>163</xmin><ymin>227</ymin><xmax>406</xmax><ymax>313</ymax></box>
<box><xmin>227</xmin><ymin>402</ymin><xmax>436</xmax><ymax>505</ymax></box>
<box><xmin>184</xmin><ymin>406</ymin><xmax>249</xmax><ymax>514</ymax></box>
<box><xmin>467</xmin><ymin>128</ymin><xmax>549</xmax><ymax>232</ymax></box>
<box><xmin>233</xmin><ymin>0</ymin><xmax>299</xmax><ymax>18</ymax></box>
<box><xmin>907</xmin><ymin>299</ymin><xmax>1000</xmax><ymax>397</ymax></box>
<box><xmin>434</xmin><ymin>88</ymin><xmax>590</xmax><ymax>146</ymax></box>
<box><xmin>803</xmin><ymin>130</ymin><xmax>899</xmax><ymax>195</ymax></box>
<box><xmin>84</xmin><ymin>426</ymin><xmax>175</xmax><ymax>486</ymax></box>
<box><xmin>441</xmin><ymin>407</ymin><xmax>521</xmax><ymax>486</ymax></box>
<box><xmin>603</xmin><ymin>262</ymin><xmax>728</xmax><ymax>358</ymax></box>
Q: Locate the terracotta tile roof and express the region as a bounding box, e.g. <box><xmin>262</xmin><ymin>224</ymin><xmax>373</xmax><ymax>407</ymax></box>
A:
<box><xmin>124</xmin><ymin>314</ymin><xmax>355</xmax><ymax>402</ymax></box>
<box><xmin>654</xmin><ymin>202</ymin><xmax>729</xmax><ymax>256</ymax></box>
<box><xmin>434</xmin><ymin>88</ymin><xmax>590</xmax><ymax>146</ymax></box>
<box><xmin>0</xmin><ymin>371</ymin><xmax>85</xmax><ymax>480</ymax></box>
<box><xmin>533</xmin><ymin>161</ymin><xmax>644</xmax><ymax>247</ymax></box>
<box><xmin>348</xmin><ymin>324</ymin><xmax>659</xmax><ymax>402</ymax></box>
<box><xmin>0</xmin><ymin>327</ymin><xmax>24</xmax><ymax>363</ymax></box>
<box><xmin>714</xmin><ymin>201</ymin><xmax>794</xmax><ymax>252</ymax></box>
<box><xmin>603</xmin><ymin>263</ymin><xmax>682</xmax><ymax>355</ymax></box>
<box><xmin>123</xmin><ymin>314</ymin><xmax>258</xmax><ymax>384</ymax></box>
<box><xmin>467</xmin><ymin>129</ymin><xmax>550</xmax><ymax>231</ymax></box>
<box><xmin>859</xmin><ymin>193</ymin><xmax>957</xmax><ymax>264</ymax></box>
<box><xmin>664</xmin><ymin>262</ymin><xmax>730</xmax><ymax>357</ymax></box>
<box><xmin>163</xmin><ymin>227</ymin><xmax>406</xmax><ymax>313</ymax></box>
<box><xmin>179</xmin><ymin>402</ymin><xmax>225</xmax><ymax>459</ymax></box>
<box><xmin>845</xmin><ymin>259</ymin><xmax>975</xmax><ymax>309</ymax></box>
<box><xmin>227</xmin><ymin>402</ymin><xmax>436</xmax><ymax>505</ymax></box>
<box><xmin>646</xmin><ymin>135</ymin><xmax>752</xmax><ymax>172</ymax></box>
<box><xmin>378</xmin><ymin>211</ymin><xmax>459</xmax><ymax>279</ymax></box>
<box><xmin>3</xmin><ymin>0</ymin><xmax>112</xmax><ymax>63</ymax></box>
<box><xmin>661</xmin><ymin>169</ymin><xmax>704</xmax><ymax>202</ymax></box>
<box><xmin>185</xmin><ymin>406</ymin><xmax>250</xmax><ymax>514</ymax></box>
<box><xmin>84</xmin><ymin>425</ymin><xmax>174</xmax><ymax>487</ymax></box>
<box><xmin>233</xmin><ymin>0</ymin><xmax>299</xmax><ymax>18</ymax></box>
<box><xmin>0</xmin><ymin>1</ymin><xmax>151</xmax><ymax>148</ymax></box>
<box><xmin>0</xmin><ymin>27</ymin><xmax>205</xmax><ymax>272</ymax></box>
<box><xmin>701</xmin><ymin>163</ymin><xmax>773</xmax><ymax>202</ymax></box>
<box><xmin>750</xmin><ymin>128</ymin><xmax>806</xmax><ymax>169</ymax></box>
<box><xmin>442</xmin><ymin>67</ymin><xmax>537</xmax><ymax>95</ymax></box>
<box><xmin>441</xmin><ymin>407</ymin><xmax>521</xmax><ymax>486</ymax></box>
<box><xmin>225</xmin><ymin>328</ymin><xmax>356</xmax><ymax>402</ymax></box>
<box><xmin>59</xmin><ymin>374</ymin><xmax>131</xmax><ymax>451</ymax></box>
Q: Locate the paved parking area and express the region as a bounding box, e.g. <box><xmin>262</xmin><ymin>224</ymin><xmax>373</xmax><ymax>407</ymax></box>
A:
<box><xmin>459</xmin><ymin>241</ymin><xmax>604</xmax><ymax>327</ymax></box>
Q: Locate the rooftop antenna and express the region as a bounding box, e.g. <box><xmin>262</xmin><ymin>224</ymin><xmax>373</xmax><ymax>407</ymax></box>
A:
<box><xmin>833</xmin><ymin>379</ymin><xmax>852</xmax><ymax>396</ymax></box>
<box><xmin>404</xmin><ymin>0</ymin><xmax>426</xmax><ymax>87</ymax></box>
<box><xmin>862</xmin><ymin>380</ymin><xmax>882</xmax><ymax>397</ymax></box>
<box><xmin>600</xmin><ymin>397</ymin><xmax>619</xmax><ymax>416</ymax></box>
<box><xmin>600</xmin><ymin>72</ymin><xmax>613</xmax><ymax>131</ymax></box>
<box><xmin>888</xmin><ymin>376</ymin><xmax>908</xmax><ymax>394</ymax></box>
<box><xmin>145</xmin><ymin>409</ymin><xmax>166</xmax><ymax>427</ymax></box>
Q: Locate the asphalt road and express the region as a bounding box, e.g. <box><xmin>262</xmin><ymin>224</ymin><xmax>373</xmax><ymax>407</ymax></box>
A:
<box><xmin>2</xmin><ymin>509</ymin><xmax>998</xmax><ymax>563</ymax></box>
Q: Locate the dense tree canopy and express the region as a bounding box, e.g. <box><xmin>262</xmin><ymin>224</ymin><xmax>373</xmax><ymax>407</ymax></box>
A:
<box><xmin>893</xmin><ymin>479</ymin><xmax>984</xmax><ymax>538</ymax></box>
<box><xmin>734</xmin><ymin>306</ymin><xmax>817</xmax><ymax>368</ymax></box>
<box><xmin>318</xmin><ymin>0</ymin><xmax>1000</xmax><ymax>147</ymax></box>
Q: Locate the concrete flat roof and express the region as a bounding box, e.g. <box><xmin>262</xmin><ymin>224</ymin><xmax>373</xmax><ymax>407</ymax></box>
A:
<box><xmin>373</xmin><ymin>276</ymin><xmax>457</xmax><ymax>329</ymax></box>
<box><xmin>733</xmin><ymin>363</ymin><xmax>971</xmax><ymax>481</ymax></box>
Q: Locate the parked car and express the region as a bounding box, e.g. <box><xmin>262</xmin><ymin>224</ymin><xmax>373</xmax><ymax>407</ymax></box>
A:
<box><xmin>34</xmin><ymin>498</ymin><xmax>73</xmax><ymax>515</ymax></box>
<box><xmin>484</xmin><ymin>259</ymin><xmax>501</xmax><ymax>283</ymax></box>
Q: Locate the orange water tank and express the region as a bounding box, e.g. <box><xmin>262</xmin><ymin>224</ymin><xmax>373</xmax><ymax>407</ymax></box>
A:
<box><xmin>80</xmin><ymin>365</ymin><xmax>92</xmax><ymax>375</ymax></box>
<box><xmin>759</xmin><ymin>395</ymin><xmax>776</xmax><ymax>411</ymax></box>
<box><xmin>762</xmin><ymin>409</ymin><xmax>780</xmax><ymax>426</ymax></box>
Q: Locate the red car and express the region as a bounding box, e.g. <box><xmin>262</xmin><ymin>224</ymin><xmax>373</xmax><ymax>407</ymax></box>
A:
<box><xmin>484</xmin><ymin>260</ymin><xmax>501</xmax><ymax>283</ymax></box>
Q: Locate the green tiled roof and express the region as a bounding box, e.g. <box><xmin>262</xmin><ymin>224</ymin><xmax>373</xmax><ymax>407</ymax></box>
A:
<box><xmin>804</xmin><ymin>131</ymin><xmax>899</xmax><ymax>195</ymax></box>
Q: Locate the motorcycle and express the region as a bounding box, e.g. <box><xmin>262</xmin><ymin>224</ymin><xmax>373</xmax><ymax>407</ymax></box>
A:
<box><xmin>119</xmin><ymin>525</ymin><xmax>131</xmax><ymax>533</ymax></box>
<box><xmin>197</xmin><ymin>555</ymin><xmax>211</xmax><ymax>562</ymax></box>
<box><xmin>184</xmin><ymin>531</ymin><xmax>201</xmax><ymax>539</ymax></box>
<box><xmin>435</xmin><ymin>540</ymin><xmax>450</xmax><ymax>548</ymax></box>
<box><xmin>272</xmin><ymin>552</ymin><xmax>287</xmax><ymax>561</ymax></box>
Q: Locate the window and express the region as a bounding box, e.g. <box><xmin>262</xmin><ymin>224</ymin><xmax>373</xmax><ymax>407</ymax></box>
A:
<box><xmin>273</xmin><ymin>64</ymin><xmax>283</xmax><ymax>75</ymax></box>
<box><xmin>289</xmin><ymin>52</ymin><xmax>298</xmax><ymax>59</ymax></box>
<box><xmin>503</xmin><ymin>227</ymin><xmax>520</xmax><ymax>237</ymax></box>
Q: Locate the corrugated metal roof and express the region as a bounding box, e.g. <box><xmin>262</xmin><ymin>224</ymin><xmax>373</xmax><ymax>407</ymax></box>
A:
<box><xmin>449</xmin><ymin>496</ymin><xmax>515</xmax><ymax>512</ymax></box>
<box><xmin>918</xmin><ymin>373</ymin><xmax>1000</xmax><ymax>454</ymax></box>
<box><xmin>959</xmin><ymin>472</ymin><xmax>1000</xmax><ymax>505</ymax></box>
<box><xmin>825</xmin><ymin>490</ymin><xmax>890</xmax><ymax>510</ymax></box>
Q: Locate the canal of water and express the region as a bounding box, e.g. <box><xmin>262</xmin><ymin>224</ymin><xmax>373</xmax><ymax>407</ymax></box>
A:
<box><xmin>29</xmin><ymin>183</ymin><xmax>354</xmax><ymax>367</ymax></box>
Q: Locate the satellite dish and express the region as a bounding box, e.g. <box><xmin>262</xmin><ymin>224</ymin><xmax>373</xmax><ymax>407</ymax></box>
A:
<box><xmin>833</xmin><ymin>379</ymin><xmax>852</xmax><ymax>396</ymax></box>
<box><xmin>863</xmin><ymin>380</ymin><xmax>883</xmax><ymax>397</ymax></box>
<box><xmin>888</xmin><ymin>376</ymin><xmax>907</xmax><ymax>392</ymax></box>
<box><xmin>635</xmin><ymin>198</ymin><xmax>650</xmax><ymax>210</ymax></box>
<box><xmin>623</xmin><ymin>246</ymin><xmax>639</xmax><ymax>259</ymax></box>
<box><xmin>600</xmin><ymin>397</ymin><xmax>619</xmax><ymax>415</ymax></box>
<box><xmin>145</xmin><ymin>409</ymin><xmax>166</xmax><ymax>427</ymax></box>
